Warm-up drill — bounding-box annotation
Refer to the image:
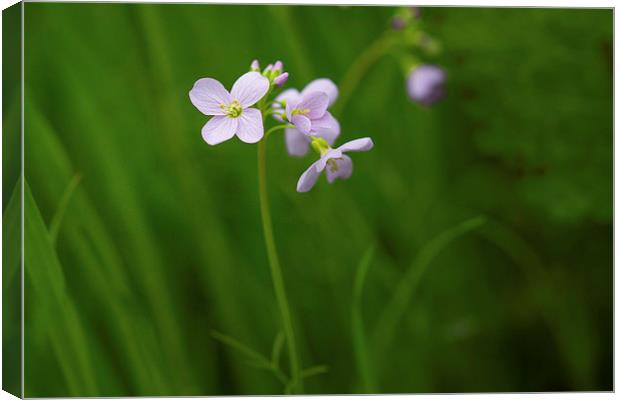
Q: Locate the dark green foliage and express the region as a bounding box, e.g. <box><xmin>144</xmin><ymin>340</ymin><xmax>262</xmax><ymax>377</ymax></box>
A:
<box><xmin>15</xmin><ymin>4</ymin><xmax>611</xmax><ymax>396</ymax></box>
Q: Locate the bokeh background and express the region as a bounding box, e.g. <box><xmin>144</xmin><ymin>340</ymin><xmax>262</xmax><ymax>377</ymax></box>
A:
<box><xmin>2</xmin><ymin>4</ymin><xmax>613</xmax><ymax>396</ymax></box>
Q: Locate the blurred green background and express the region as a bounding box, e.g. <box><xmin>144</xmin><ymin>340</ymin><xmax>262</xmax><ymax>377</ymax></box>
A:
<box><xmin>2</xmin><ymin>3</ymin><xmax>613</xmax><ymax>396</ymax></box>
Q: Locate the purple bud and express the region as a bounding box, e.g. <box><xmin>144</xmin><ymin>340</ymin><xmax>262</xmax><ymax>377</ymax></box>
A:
<box><xmin>273</xmin><ymin>60</ymin><xmax>283</xmax><ymax>71</ymax></box>
<box><xmin>262</xmin><ymin>64</ymin><xmax>273</xmax><ymax>77</ymax></box>
<box><xmin>391</xmin><ymin>16</ymin><xmax>406</xmax><ymax>30</ymax></box>
<box><xmin>410</xmin><ymin>7</ymin><xmax>421</xmax><ymax>19</ymax></box>
<box><xmin>273</xmin><ymin>72</ymin><xmax>289</xmax><ymax>87</ymax></box>
<box><xmin>250</xmin><ymin>59</ymin><xmax>260</xmax><ymax>71</ymax></box>
<box><xmin>407</xmin><ymin>65</ymin><xmax>446</xmax><ymax>106</ymax></box>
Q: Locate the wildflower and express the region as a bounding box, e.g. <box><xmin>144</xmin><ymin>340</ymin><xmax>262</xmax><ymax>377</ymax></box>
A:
<box><xmin>297</xmin><ymin>137</ymin><xmax>374</xmax><ymax>193</ymax></box>
<box><xmin>274</xmin><ymin>72</ymin><xmax>289</xmax><ymax>87</ymax></box>
<box><xmin>189</xmin><ymin>71</ymin><xmax>270</xmax><ymax>145</ymax></box>
<box><xmin>406</xmin><ymin>64</ymin><xmax>446</xmax><ymax>106</ymax></box>
<box><xmin>274</xmin><ymin>79</ymin><xmax>340</xmax><ymax>157</ymax></box>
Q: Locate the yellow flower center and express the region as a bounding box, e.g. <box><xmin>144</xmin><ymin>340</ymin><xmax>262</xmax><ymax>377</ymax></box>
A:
<box><xmin>291</xmin><ymin>108</ymin><xmax>310</xmax><ymax>116</ymax></box>
<box><xmin>327</xmin><ymin>159</ymin><xmax>339</xmax><ymax>173</ymax></box>
<box><xmin>221</xmin><ymin>100</ymin><xmax>243</xmax><ymax>118</ymax></box>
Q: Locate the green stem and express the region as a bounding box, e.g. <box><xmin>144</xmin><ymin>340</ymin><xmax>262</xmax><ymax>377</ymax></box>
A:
<box><xmin>265</xmin><ymin>124</ymin><xmax>294</xmax><ymax>139</ymax></box>
<box><xmin>257</xmin><ymin>140</ymin><xmax>303</xmax><ymax>393</ymax></box>
<box><xmin>334</xmin><ymin>31</ymin><xmax>397</xmax><ymax>116</ymax></box>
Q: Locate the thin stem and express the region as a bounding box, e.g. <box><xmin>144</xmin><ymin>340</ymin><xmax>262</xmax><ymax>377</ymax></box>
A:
<box><xmin>265</xmin><ymin>124</ymin><xmax>294</xmax><ymax>139</ymax></box>
<box><xmin>257</xmin><ymin>140</ymin><xmax>303</xmax><ymax>393</ymax></box>
<box><xmin>334</xmin><ymin>31</ymin><xmax>397</xmax><ymax>116</ymax></box>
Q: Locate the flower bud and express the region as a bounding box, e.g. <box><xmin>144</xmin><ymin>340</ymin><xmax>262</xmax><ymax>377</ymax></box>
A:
<box><xmin>391</xmin><ymin>16</ymin><xmax>406</xmax><ymax>30</ymax></box>
<box><xmin>250</xmin><ymin>59</ymin><xmax>260</xmax><ymax>72</ymax></box>
<box><xmin>406</xmin><ymin>64</ymin><xmax>446</xmax><ymax>106</ymax></box>
<box><xmin>262</xmin><ymin>64</ymin><xmax>273</xmax><ymax>77</ymax></box>
<box><xmin>273</xmin><ymin>72</ymin><xmax>289</xmax><ymax>87</ymax></box>
<box><xmin>273</xmin><ymin>60</ymin><xmax>283</xmax><ymax>72</ymax></box>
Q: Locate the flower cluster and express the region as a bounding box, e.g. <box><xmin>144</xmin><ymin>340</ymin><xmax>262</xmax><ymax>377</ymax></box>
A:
<box><xmin>189</xmin><ymin>60</ymin><xmax>373</xmax><ymax>193</ymax></box>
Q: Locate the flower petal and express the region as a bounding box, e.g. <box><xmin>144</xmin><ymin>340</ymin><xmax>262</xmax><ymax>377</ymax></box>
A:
<box><xmin>202</xmin><ymin>116</ymin><xmax>237</xmax><ymax>145</ymax></box>
<box><xmin>285</xmin><ymin>128</ymin><xmax>310</xmax><ymax>157</ymax></box>
<box><xmin>297</xmin><ymin>91</ymin><xmax>329</xmax><ymax>119</ymax></box>
<box><xmin>291</xmin><ymin>114</ymin><xmax>311</xmax><ymax>134</ymax></box>
<box><xmin>273</xmin><ymin>72</ymin><xmax>289</xmax><ymax>87</ymax></box>
<box><xmin>325</xmin><ymin>155</ymin><xmax>353</xmax><ymax>183</ymax></box>
<box><xmin>273</xmin><ymin>88</ymin><xmax>301</xmax><ymax>122</ymax></box>
<box><xmin>189</xmin><ymin>78</ymin><xmax>232</xmax><ymax>115</ymax></box>
<box><xmin>316</xmin><ymin>149</ymin><xmax>342</xmax><ymax>171</ymax></box>
<box><xmin>296</xmin><ymin>160</ymin><xmax>324</xmax><ymax>193</ymax></box>
<box><xmin>407</xmin><ymin>65</ymin><xmax>446</xmax><ymax>106</ymax></box>
<box><xmin>236</xmin><ymin>108</ymin><xmax>264</xmax><ymax>143</ymax></box>
<box><xmin>302</xmin><ymin>78</ymin><xmax>339</xmax><ymax>106</ymax></box>
<box><xmin>275</xmin><ymin>88</ymin><xmax>301</xmax><ymax>106</ymax></box>
<box><xmin>311</xmin><ymin>111</ymin><xmax>340</xmax><ymax>144</ymax></box>
<box><xmin>338</xmin><ymin>137</ymin><xmax>374</xmax><ymax>153</ymax></box>
<box><xmin>231</xmin><ymin>71</ymin><xmax>270</xmax><ymax>107</ymax></box>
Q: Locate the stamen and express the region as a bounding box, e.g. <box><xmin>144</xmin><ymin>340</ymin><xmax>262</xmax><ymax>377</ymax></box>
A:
<box><xmin>327</xmin><ymin>159</ymin><xmax>339</xmax><ymax>173</ymax></box>
<box><xmin>222</xmin><ymin>100</ymin><xmax>243</xmax><ymax>118</ymax></box>
<box><xmin>291</xmin><ymin>108</ymin><xmax>310</xmax><ymax>116</ymax></box>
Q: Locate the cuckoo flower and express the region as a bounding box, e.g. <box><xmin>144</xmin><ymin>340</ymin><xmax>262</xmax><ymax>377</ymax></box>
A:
<box><xmin>189</xmin><ymin>71</ymin><xmax>269</xmax><ymax>145</ymax></box>
<box><xmin>406</xmin><ymin>65</ymin><xmax>446</xmax><ymax>106</ymax></box>
<box><xmin>274</xmin><ymin>79</ymin><xmax>340</xmax><ymax>157</ymax></box>
<box><xmin>297</xmin><ymin>137</ymin><xmax>374</xmax><ymax>193</ymax></box>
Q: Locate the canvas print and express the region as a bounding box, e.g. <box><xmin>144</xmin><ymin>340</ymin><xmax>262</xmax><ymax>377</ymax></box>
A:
<box><xmin>2</xmin><ymin>3</ymin><xmax>613</xmax><ymax>397</ymax></box>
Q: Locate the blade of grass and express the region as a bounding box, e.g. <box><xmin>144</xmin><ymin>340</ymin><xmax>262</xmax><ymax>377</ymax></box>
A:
<box><xmin>211</xmin><ymin>330</ymin><xmax>272</xmax><ymax>368</ymax></box>
<box><xmin>25</xmin><ymin>103</ymin><xmax>168</xmax><ymax>394</ymax></box>
<box><xmin>3</xmin><ymin>180</ymin><xmax>22</xmax><ymax>397</ymax></box>
<box><xmin>351</xmin><ymin>246</ymin><xmax>378</xmax><ymax>393</ymax></box>
<box><xmin>372</xmin><ymin>216</ymin><xmax>487</xmax><ymax>355</ymax></box>
<box><xmin>49</xmin><ymin>173</ymin><xmax>82</xmax><ymax>245</ymax></box>
<box><xmin>24</xmin><ymin>180</ymin><xmax>99</xmax><ymax>396</ymax></box>
<box><xmin>211</xmin><ymin>330</ymin><xmax>288</xmax><ymax>385</ymax></box>
<box><xmin>300</xmin><ymin>365</ymin><xmax>329</xmax><ymax>379</ymax></box>
<box><xmin>27</xmin><ymin>31</ymin><xmax>196</xmax><ymax>391</ymax></box>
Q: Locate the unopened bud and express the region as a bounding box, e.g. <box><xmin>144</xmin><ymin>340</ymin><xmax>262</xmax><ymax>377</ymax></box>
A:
<box><xmin>273</xmin><ymin>72</ymin><xmax>289</xmax><ymax>87</ymax></box>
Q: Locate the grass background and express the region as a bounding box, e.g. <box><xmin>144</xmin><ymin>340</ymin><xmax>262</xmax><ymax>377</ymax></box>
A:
<box><xmin>2</xmin><ymin>4</ymin><xmax>613</xmax><ymax>396</ymax></box>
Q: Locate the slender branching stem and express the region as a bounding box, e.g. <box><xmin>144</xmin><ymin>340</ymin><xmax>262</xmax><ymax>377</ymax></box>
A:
<box><xmin>257</xmin><ymin>137</ymin><xmax>303</xmax><ymax>393</ymax></box>
<box><xmin>334</xmin><ymin>31</ymin><xmax>397</xmax><ymax>116</ymax></box>
<box><xmin>265</xmin><ymin>124</ymin><xmax>294</xmax><ymax>139</ymax></box>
